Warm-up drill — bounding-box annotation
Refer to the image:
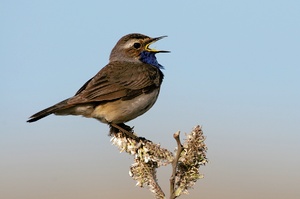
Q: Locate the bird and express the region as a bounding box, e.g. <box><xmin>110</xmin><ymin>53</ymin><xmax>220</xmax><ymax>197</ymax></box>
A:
<box><xmin>27</xmin><ymin>33</ymin><xmax>169</xmax><ymax>138</ymax></box>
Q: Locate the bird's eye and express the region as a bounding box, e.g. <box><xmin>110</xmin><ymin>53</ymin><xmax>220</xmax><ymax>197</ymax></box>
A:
<box><xmin>133</xmin><ymin>42</ymin><xmax>141</xmax><ymax>49</ymax></box>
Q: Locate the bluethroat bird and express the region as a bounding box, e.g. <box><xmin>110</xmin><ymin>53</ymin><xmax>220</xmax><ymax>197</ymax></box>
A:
<box><xmin>27</xmin><ymin>33</ymin><xmax>169</xmax><ymax>138</ymax></box>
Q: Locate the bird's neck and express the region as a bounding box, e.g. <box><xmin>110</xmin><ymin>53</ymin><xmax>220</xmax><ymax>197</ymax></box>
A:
<box><xmin>139</xmin><ymin>51</ymin><xmax>164</xmax><ymax>69</ymax></box>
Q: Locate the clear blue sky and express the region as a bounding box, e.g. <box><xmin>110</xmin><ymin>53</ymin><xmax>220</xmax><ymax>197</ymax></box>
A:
<box><xmin>1</xmin><ymin>1</ymin><xmax>300</xmax><ymax>199</ymax></box>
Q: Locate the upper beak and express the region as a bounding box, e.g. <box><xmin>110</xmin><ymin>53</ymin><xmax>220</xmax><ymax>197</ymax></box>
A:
<box><xmin>145</xmin><ymin>36</ymin><xmax>170</xmax><ymax>53</ymax></box>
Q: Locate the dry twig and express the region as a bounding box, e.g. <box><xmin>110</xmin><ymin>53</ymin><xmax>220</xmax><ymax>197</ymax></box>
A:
<box><xmin>110</xmin><ymin>125</ymin><xmax>207</xmax><ymax>199</ymax></box>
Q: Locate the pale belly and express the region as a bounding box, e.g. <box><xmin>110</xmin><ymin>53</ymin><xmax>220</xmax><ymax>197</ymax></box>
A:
<box><xmin>91</xmin><ymin>89</ymin><xmax>159</xmax><ymax>123</ymax></box>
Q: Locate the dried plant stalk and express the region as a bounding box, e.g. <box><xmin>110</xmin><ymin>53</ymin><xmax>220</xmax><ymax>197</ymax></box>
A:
<box><xmin>110</xmin><ymin>125</ymin><xmax>207</xmax><ymax>199</ymax></box>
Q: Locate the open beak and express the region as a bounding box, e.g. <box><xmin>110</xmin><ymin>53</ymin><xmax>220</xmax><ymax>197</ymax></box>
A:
<box><xmin>145</xmin><ymin>36</ymin><xmax>170</xmax><ymax>53</ymax></box>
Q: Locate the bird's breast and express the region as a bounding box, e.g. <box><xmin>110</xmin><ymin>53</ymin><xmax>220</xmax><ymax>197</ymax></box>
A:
<box><xmin>91</xmin><ymin>89</ymin><xmax>160</xmax><ymax>124</ymax></box>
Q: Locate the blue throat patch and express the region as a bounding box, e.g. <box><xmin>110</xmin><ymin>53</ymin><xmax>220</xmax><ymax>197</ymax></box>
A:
<box><xmin>140</xmin><ymin>51</ymin><xmax>164</xmax><ymax>69</ymax></box>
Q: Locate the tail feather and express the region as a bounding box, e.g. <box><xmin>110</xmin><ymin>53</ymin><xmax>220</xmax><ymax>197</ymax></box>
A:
<box><xmin>27</xmin><ymin>99</ymin><xmax>69</xmax><ymax>123</ymax></box>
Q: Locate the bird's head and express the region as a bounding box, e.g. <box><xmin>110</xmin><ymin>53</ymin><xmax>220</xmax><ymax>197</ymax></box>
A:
<box><xmin>110</xmin><ymin>33</ymin><xmax>169</xmax><ymax>69</ymax></box>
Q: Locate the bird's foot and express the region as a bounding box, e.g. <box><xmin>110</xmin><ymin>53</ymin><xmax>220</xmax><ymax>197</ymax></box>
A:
<box><xmin>110</xmin><ymin>123</ymin><xmax>137</xmax><ymax>139</ymax></box>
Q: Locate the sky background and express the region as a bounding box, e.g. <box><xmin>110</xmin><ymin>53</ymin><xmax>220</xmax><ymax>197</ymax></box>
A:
<box><xmin>1</xmin><ymin>0</ymin><xmax>300</xmax><ymax>198</ymax></box>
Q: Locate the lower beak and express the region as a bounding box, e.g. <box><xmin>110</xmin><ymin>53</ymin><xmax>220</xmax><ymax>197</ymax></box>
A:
<box><xmin>145</xmin><ymin>36</ymin><xmax>170</xmax><ymax>53</ymax></box>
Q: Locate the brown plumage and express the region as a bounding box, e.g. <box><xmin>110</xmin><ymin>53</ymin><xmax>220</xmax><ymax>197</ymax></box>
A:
<box><xmin>27</xmin><ymin>33</ymin><xmax>169</xmax><ymax>135</ymax></box>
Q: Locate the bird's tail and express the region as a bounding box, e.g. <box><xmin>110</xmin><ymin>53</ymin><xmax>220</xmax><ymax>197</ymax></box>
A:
<box><xmin>27</xmin><ymin>99</ymin><xmax>69</xmax><ymax>123</ymax></box>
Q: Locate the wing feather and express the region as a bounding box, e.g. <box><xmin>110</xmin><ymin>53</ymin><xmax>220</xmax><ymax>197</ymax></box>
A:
<box><xmin>68</xmin><ymin>61</ymin><xmax>163</xmax><ymax>105</ymax></box>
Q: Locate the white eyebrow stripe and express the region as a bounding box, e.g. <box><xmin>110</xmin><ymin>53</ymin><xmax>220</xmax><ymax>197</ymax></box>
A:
<box><xmin>123</xmin><ymin>39</ymin><xmax>141</xmax><ymax>49</ymax></box>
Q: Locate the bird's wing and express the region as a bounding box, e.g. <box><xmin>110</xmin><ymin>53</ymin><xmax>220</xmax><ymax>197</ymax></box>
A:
<box><xmin>68</xmin><ymin>61</ymin><xmax>163</xmax><ymax>104</ymax></box>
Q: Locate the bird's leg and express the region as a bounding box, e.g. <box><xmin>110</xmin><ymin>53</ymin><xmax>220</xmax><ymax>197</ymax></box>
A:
<box><xmin>110</xmin><ymin>123</ymin><xmax>137</xmax><ymax>139</ymax></box>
